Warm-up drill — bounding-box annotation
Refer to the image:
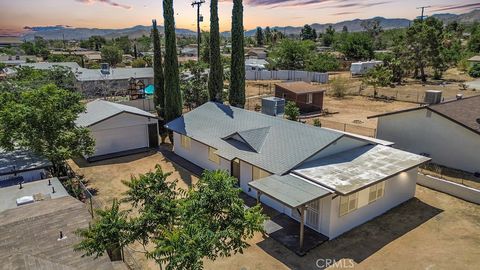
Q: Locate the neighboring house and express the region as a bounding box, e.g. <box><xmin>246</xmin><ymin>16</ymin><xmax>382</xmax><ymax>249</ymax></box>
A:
<box><xmin>369</xmin><ymin>95</ymin><xmax>480</xmax><ymax>173</ymax></box>
<box><xmin>275</xmin><ymin>81</ymin><xmax>325</xmax><ymax>112</ymax></box>
<box><xmin>76</xmin><ymin>100</ymin><xmax>159</xmax><ymax>162</ymax></box>
<box><xmin>0</xmin><ymin>178</ymin><xmax>115</xmax><ymax>269</ymax></box>
<box><xmin>21</xmin><ymin>61</ymin><xmax>81</xmax><ymax>70</ymax></box>
<box><xmin>0</xmin><ymin>36</ymin><xmax>22</xmax><ymax>48</ymax></box>
<box><xmin>467</xmin><ymin>55</ymin><xmax>480</xmax><ymax>67</ymax></box>
<box><xmin>181</xmin><ymin>47</ymin><xmax>198</xmax><ymax>57</ymax></box>
<box><xmin>350</xmin><ymin>60</ymin><xmax>382</xmax><ymax>76</ymax></box>
<box><xmin>0</xmin><ymin>55</ymin><xmax>37</xmax><ymax>66</ymax></box>
<box><xmin>246</xmin><ymin>48</ymin><xmax>267</xmax><ymax>59</ymax></box>
<box><xmin>165</xmin><ymin>102</ymin><xmax>429</xmax><ymax>242</ymax></box>
<box><xmin>245</xmin><ymin>59</ymin><xmax>268</xmax><ymax>71</ymax></box>
<box><xmin>0</xmin><ymin>148</ymin><xmax>51</xmax><ymax>183</ymax></box>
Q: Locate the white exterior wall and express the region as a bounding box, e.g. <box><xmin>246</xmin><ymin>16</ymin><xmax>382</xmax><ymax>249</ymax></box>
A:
<box><xmin>89</xmin><ymin>112</ymin><xmax>155</xmax><ymax>157</ymax></box>
<box><xmin>327</xmin><ymin>168</ymin><xmax>417</xmax><ymax>239</ymax></box>
<box><xmin>377</xmin><ymin>109</ymin><xmax>480</xmax><ymax>173</ymax></box>
<box><xmin>173</xmin><ymin>132</ymin><xmax>230</xmax><ymax>173</ymax></box>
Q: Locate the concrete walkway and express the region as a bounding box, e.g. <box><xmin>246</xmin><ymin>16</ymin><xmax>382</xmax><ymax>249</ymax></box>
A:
<box><xmin>465</xmin><ymin>79</ymin><xmax>480</xmax><ymax>90</ymax></box>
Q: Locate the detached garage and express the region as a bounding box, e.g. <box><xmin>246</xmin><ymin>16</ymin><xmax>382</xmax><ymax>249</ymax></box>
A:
<box><xmin>76</xmin><ymin>100</ymin><xmax>159</xmax><ymax>162</ymax></box>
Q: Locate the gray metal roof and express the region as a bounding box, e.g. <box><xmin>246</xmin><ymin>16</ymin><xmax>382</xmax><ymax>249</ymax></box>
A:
<box><xmin>248</xmin><ymin>174</ymin><xmax>333</xmax><ymax>208</ymax></box>
<box><xmin>75</xmin><ymin>99</ymin><xmax>156</xmax><ymax>127</ymax></box>
<box><xmin>165</xmin><ymin>102</ymin><xmax>344</xmax><ymax>175</ymax></box>
<box><xmin>74</xmin><ymin>67</ymin><xmax>153</xmax><ymax>81</ymax></box>
<box><xmin>0</xmin><ymin>148</ymin><xmax>52</xmax><ymax>175</ymax></box>
<box><xmin>21</xmin><ymin>62</ymin><xmax>80</xmax><ymax>70</ymax></box>
<box><xmin>294</xmin><ymin>145</ymin><xmax>431</xmax><ymax>195</ymax></box>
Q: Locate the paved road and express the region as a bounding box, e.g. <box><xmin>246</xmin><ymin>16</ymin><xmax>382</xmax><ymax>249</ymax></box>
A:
<box><xmin>465</xmin><ymin>79</ymin><xmax>480</xmax><ymax>90</ymax></box>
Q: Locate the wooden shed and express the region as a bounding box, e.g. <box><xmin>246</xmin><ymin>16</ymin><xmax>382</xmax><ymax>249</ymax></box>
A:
<box><xmin>274</xmin><ymin>81</ymin><xmax>325</xmax><ymax>113</ymax></box>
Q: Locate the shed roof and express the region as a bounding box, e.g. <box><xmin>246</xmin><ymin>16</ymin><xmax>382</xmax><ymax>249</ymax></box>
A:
<box><xmin>75</xmin><ymin>99</ymin><xmax>156</xmax><ymax>127</ymax></box>
<box><xmin>294</xmin><ymin>144</ymin><xmax>431</xmax><ymax>195</ymax></box>
<box><xmin>248</xmin><ymin>174</ymin><xmax>333</xmax><ymax>208</ymax></box>
<box><xmin>74</xmin><ymin>67</ymin><xmax>153</xmax><ymax>81</ymax></box>
<box><xmin>275</xmin><ymin>81</ymin><xmax>325</xmax><ymax>94</ymax></box>
<box><xmin>0</xmin><ymin>148</ymin><xmax>52</xmax><ymax>175</ymax></box>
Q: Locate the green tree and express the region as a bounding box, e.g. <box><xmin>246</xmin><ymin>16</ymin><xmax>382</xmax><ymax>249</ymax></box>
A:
<box><xmin>131</xmin><ymin>58</ymin><xmax>146</xmax><ymax>68</ymax></box>
<box><xmin>323</xmin><ymin>25</ymin><xmax>335</xmax><ymax>47</ymax></box>
<box><xmin>425</xmin><ymin>17</ymin><xmax>447</xmax><ymax>79</ymax></box>
<box><xmin>80</xmin><ymin>36</ymin><xmax>106</xmax><ymax>50</ymax></box>
<box><xmin>330</xmin><ymin>77</ymin><xmax>349</xmax><ymax>98</ymax></box>
<box><xmin>229</xmin><ymin>0</ymin><xmax>246</xmax><ymax>108</ymax></box>
<box><xmin>285</xmin><ymin>101</ymin><xmax>300</xmax><ymax>121</ymax></box>
<box><xmin>337</xmin><ymin>32</ymin><xmax>374</xmax><ymax>60</ymax></box>
<box><xmin>163</xmin><ymin>0</ymin><xmax>182</xmax><ymax>143</ymax></box>
<box><xmin>301</xmin><ymin>24</ymin><xmax>317</xmax><ymax>41</ymax></box>
<box><xmin>264</xmin><ymin>26</ymin><xmax>272</xmax><ymax>44</ymax></box>
<box><xmin>136</xmin><ymin>35</ymin><xmax>153</xmax><ymax>52</ymax></box>
<box><xmin>361</xmin><ymin>19</ymin><xmax>383</xmax><ymax>49</ymax></box>
<box><xmin>101</xmin><ymin>45</ymin><xmax>123</xmax><ymax>66</ymax></box>
<box><xmin>181</xmin><ymin>61</ymin><xmax>209</xmax><ymax>109</ymax></box>
<box><xmin>152</xmin><ymin>19</ymin><xmax>166</xmax><ymax>142</ymax></box>
<box><xmin>200</xmin><ymin>31</ymin><xmax>210</xmax><ymax>63</ymax></box>
<box><xmin>75</xmin><ymin>167</ymin><xmax>266</xmax><ymax>270</ymax></box>
<box><xmin>469</xmin><ymin>63</ymin><xmax>480</xmax><ymax>78</ymax></box>
<box><xmin>269</xmin><ymin>39</ymin><xmax>314</xmax><ymax>70</ymax></box>
<box><xmin>255</xmin><ymin>27</ymin><xmax>265</xmax><ymax>46</ymax></box>
<box><xmin>468</xmin><ymin>24</ymin><xmax>480</xmax><ymax>53</ymax></box>
<box><xmin>20</xmin><ymin>37</ymin><xmax>49</xmax><ymax>58</ymax></box>
<box><xmin>0</xmin><ymin>84</ymin><xmax>94</xmax><ymax>173</ymax></box>
<box><xmin>362</xmin><ymin>65</ymin><xmax>392</xmax><ymax>98</ymax></box>
<box><xmin>114</xmin><ymin>36</ymin><xmax>132</xmax><ymax>54</ymax></box>
<box><xmin>342</xmin><ymin>25</ymin><xmax>348</xmax><ymax>33</ymax></box>
<box><xmin>208</xmin><ymin>0</ymin><xmax>224</xmax><ymax>102</ymax></box>
<box><xmin>306</xmin><ymin>53</ymin><xmax>340</xmax><ymax>72</ymax></box>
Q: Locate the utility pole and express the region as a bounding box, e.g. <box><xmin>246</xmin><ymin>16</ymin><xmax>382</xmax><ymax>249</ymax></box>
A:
<box><xmin>192</xmin><ymin>0</ymin><xmax>205</xmax><ymax>61</ymax></box>
<box><xmin>417</xmin><ymin>6</ymin><xmax>431</xmax><ymax>21</ymax></box>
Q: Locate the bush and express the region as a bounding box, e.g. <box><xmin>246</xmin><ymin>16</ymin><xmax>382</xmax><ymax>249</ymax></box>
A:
<box><xmin>468</xmin><ymin>64</ymin><xmax>480</xmax><ymax>78</ymax></box>
<box><xmin>330</xmin><ymin>77</ymin><xmax>349</xmax><ymax>98</ymax></box>
<box><xmin>313</xmin><ymin>118</ymin><xmax>322</xmax><ymax>127</ymax></box>
<box><xmin>285</xmin><ymin>101</ymin><xmax>300</xmax><ymax>121</ymax></box>
<box><xmin>131</xmin><ymin>58</ymin><xmax>147</xmax><ymax>68</ymax></box>
<box><xmin>306</xmin><ymin>53</ymin><xmax>340</xmax><ymax>72</ymax></box>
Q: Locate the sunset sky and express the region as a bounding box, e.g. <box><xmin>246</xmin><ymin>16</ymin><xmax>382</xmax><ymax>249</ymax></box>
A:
<box><xmin>0</xmin><ymin>0</ymin><xmax>479</xmax><ymax>35</ymax></box>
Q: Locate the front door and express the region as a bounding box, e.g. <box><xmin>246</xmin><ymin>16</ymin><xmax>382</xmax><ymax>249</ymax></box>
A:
<box><xmin>148</xmin><ymin>124</ymin><xmax>159</xmax><ymax>148</ymax></box>
<box><xmin>231</xmin><ymin>159</ymin><xmax>240</xmax><ymax>186</ymax></box>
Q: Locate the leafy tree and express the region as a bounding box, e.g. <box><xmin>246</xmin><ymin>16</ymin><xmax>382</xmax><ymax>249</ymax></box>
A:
<box><xmin>342</xmin><ymin>25</ymin><xmax>348</xmax><ymax>33</ymax></box>
<box><xmin>163</xmin><ymin>0</ymin><xmax>183</xmax><ymax>143</ymax></box>
<box><xmin>264</xmin><ymin>26</ymin><xmax>272</xmax><ymax>44</ymax></box>
<box><xmin>229</xmin><ymin>0</ymin><xmax>245</xmax><ymax>108</ymax></box>
<box><xmin>285</xmin><ymin>101</ymin><xmax>300</xmax><ymax>121</ymax></box>
<box><xmin>208</xmin><ymin>0</ymin><xmax>224</xmax><ymax>102</ymax></box>
<box><xmin>425</xmin><ymin>17</ymin><xmax>447</xmax><ymax>79</ymax></box>
<box><xmin>330</xmin><ymin>77</ymin><xmax>349</xmax><ymax>98</ymax></box>
<box><xmin>361</xmin><ymin>19</ymin><xmax>383</xmax><ymax>49</ymax></box>
<box><xmin>362</xmin><ymin>65</ymin><xmax>392</xmax><ymax>98</ymax></box>
<box><xmin>468</xmin><ymin>24</ymin><xmax>480</xmax><ymax>53</ymax></box>
<box><xmin>20</xmin><ymin>37</ymin><xmax>49</xmax><ymax>58</ymax></box>
<box><xmin>323</xmin><ymin>25</ymin><xmax>335</xmax><ymax>47</ymax></box>
<box><xmin>136</xmin><ymin>35</ymin><xmax>152</xmax><ymax>52</ymax></box>
<box><xmin>0</xmin><ymin>84</ymin><xmax>94</xmax><ymax>173</ymax></box>
<box><xmin>269</xmin><ymin>39</ymin><xmax>314</xmax><ymax>70</ymax></box>
<box><xmin>301</xmin><ymin>24</ymin><xmax>317</xmax><ymax>41</ymax></box>
<box><xmin>101</xmin><ymin>45</ymin><xmax>123</xmax><ymax>66</ymax></box>
<box><xmin>131</xmin><ymin>58</ymin><xmax>146</xmax><ymax>68</ymax></box>
<box><xmin>181</xmin><ymin>61</ymin><xmax>209</xmax><ymax>109</ymax></box>
<box><xmin>114</xmin><ymin>36</ymin><xmax>132</xmax><ymax>55</ymax></box>
<box><xmin>306</xmin><ymin>53</ymin><xmax>340</xmax><ymax>72</ymax></box>
<box><xmin>255</xmin><ymin>27</ymin><xmax>265</xmax><ymax>46</ymax></box>
<box><xmin>270</xmin><ymin>28</ymin><xmax>284</xmax><ymax>45</ymax></box>
<box><xmin>469</xmin><ymin>63</ymin><xmax>480</xmax><ymax>78</ymax></box>
<box><xmin>337</xmin><ymin>32</ymin><xmax>374</xmax><ymax>60</ymax></box>
<box><xmin>80</xmin><ymin>36</ymin><xmax>106</xmax><ymax>50</ymax></box>
<box><xmin>76</xmin><ymin>167</ymin><xmax>266</xmax><ymax>270</ymax></box>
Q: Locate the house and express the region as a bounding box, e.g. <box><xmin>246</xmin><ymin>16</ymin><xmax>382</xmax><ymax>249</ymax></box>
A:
<box><xmin>21</xmin><ymin>61</ymin><xmax>81</xmax><ymax>70</ymax></box>
<box><xmin>0</xmin><ymin>178</ymin><xmax>115</xmax><ymax>269</ymax></box>
<box><xmin>467</xmin><ymin>55</ymin><xmax>480</xmax><ymax>67</ymax></box>
<box><xmin>350</xmin><ymin>60</ymin><xmax>382</xmax><ymax>76</ymax></box>
<box><xmin>165</xmin><ymin>102</ymin><xmax>429</xmax><ymax>243</ymax></box>
<box><xmin>75</xmin><ymin>100</ymin><xmax>159</xmax><ymax>162</ymax></box>
<box><xmin>0</xmin><ymin>36</ymin><xmax>22</xmax><ymax>48</ymax></box>
<box><xmin>245</xmin><ymin>59</ymin><xmax>268</xmax><ymax>71</ymax></box>
<box><xmin>181</xmin><ymin>46</ymin><xmax>198</xmax><ymax>57</ymax></box>
<box><xmin>275</xmin><ymin>81</ymin><xmax>325</xmax><ymax>112</ymax></box>
<box><xmin>0</xmin><ymin>55</ymin><xmax>37</xmax><ymax>66</ymax></box>
<box><xmin>246</xmin><ymin>48</ymin><xmax>267</xmax><ymax>59</ymax></box>
<box><xmin>0</xmin><ymin>148</ymin><xmax>51</xmax><ymax>183</ymax></box>
<box><xmin>369</xmin><ymin>95</ymin><xmax>480</xmax><ymax>173</ymax></box>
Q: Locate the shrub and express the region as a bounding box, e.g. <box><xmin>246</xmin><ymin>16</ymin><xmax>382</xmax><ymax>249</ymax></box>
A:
<box><xmin>285</xmin><ymin>101</ymin><xmax>300</xmax><ymax>121</ymax></box>
<box><xmin>468</xmin><ymin>64</ymin><xmax>480</xmax><ymax>78</ymax></box>
<box><xmin>330</xmin><ymin>77</ymin><xmax>349</xmax><ymax>98</ymax></box>
<box><xmin>313</xmin><ymin>118</ymin><xmax>322</xmax><ymax>127</ymax></box>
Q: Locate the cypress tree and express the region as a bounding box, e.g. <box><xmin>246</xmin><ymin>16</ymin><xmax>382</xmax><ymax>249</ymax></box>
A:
<box><xmin>208</xmin><ymin>0</ymin><xmax>223</xmax><ymax>102</ymax></box>
<box><xmin>229</xmin><ymin>0</ymin><xmax>245</xmax><ymax>108</ymax></box>
<box><xmin>152</xmin><ymin>19</ymin><xmax>165</xmax><ymax>119</ymax></box>
<box><xmin>163</xmin><ymin>0</ymin><xmax>182</xmax><ymax>142</ymax></box>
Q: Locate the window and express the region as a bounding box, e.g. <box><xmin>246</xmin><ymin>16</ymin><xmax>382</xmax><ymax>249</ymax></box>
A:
<box><xmin>339</xmin><ymin>192</ymin><xmax>358</xmax><ymax>216</ymax></box>
<box><xmin>252</xmin><ymin>166</ymin><xmax>270</xmax><ymax>180</ymax></box>
<box><xmin>307</xmin><ymin>93</ymin><xmax>313</xmax><ymax>104</ymax></box>
<box><xmin>208</xmin><ymin>147</ymin><xmax>220</xmax><ymax>164</ymax></box>
<box><xmin>368</xmin><ymin>181</ymin><xmax>385</xmax><ymax>203</ymax></box>
<box><xmin>180</xmin><ymin>135</ymin><xmax>191</xmax><ymax>149</ymax></box>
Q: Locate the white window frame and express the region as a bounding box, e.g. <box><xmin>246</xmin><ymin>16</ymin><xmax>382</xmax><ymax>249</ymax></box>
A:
<box><xmin>208</xmin><ymin>147</ymin><xmax>220</xmax><ymax>164</ymax></box>
<box><xmin>306</xmin><ymin>93</ymin><xmax>313</xmax><ymax>104</ymax></box>
<box><xmin>180</xmin><ymin>135</ymin><xmax>191</xmax><ymax>149</ymax></box>
<box><xmin>339</xmin><ymin>192</ymin><xmax>359</xmax><ymax>216</ymax></box>
<box><xmin>368</xmin><ymin>181</ymin><xmax>385</xmax><ymax>203</ymax></box>
<box><xmin>252</xmin><ymin>166</ymin><xmax>270</xmax><ymax>180</ymax></box>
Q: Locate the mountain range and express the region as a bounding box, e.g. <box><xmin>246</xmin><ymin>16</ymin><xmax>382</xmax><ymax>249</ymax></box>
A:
<box><xmin>20</xmin><ymin>9</ymin><xmax>479</xmax><ymax>41</ymax></box>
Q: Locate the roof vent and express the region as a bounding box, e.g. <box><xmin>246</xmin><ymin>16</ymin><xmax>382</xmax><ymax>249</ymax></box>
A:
<box><xmin>456</xmin><ymin>94</ymin><xmax>463</xmax><ymax>100</ymax></box>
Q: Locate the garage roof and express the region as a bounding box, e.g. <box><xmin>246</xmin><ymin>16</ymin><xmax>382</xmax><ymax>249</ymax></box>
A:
<box><xmin>275</xmin><ymin>81</ymin><xmax>325</xmax><ymax>94</ymax></box>
<box><xmin>0</xmin><ymin>148</ymin><xmax>51</xmax><ymax>176</ymax></box>
<box><xmin>248</xmin><ymin>174</ymin><xmax>333</xmax><ymax>208</ymax></box>
<box><xmin>75</xmin><ymin>99</ymin><xmax>156</xmax><ymax>127</ymax></box>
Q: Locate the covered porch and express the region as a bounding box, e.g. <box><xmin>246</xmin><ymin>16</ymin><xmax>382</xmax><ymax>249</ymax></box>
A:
<box><xmin>248</xmin><ymin>174</ymin><xmax>333</xmax><ymax>256</ymax></box>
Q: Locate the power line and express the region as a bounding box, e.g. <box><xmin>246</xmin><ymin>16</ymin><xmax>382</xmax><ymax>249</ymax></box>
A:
<box><xmin>191</xmin><ymin>0</ymin><xmax>205</xmax><ymax>61</ymax></box>
<box><xmin>416</xmin><ymin>6</ymin><xmax>431</xmax><ymax>21</ymax></box>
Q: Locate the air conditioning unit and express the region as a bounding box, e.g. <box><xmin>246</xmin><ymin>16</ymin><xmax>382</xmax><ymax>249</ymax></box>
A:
<box><xmin>100</xmin><ymin>63</ymin><xmax>110</xmax><ymax>75</ymax></box>
<box><xmin>261</xmin><ymin>97</ymin><xmax>285</xmax><ymax>117</ymax></box>
<box><xmin>424</xmin><ymin>90</ymin><xmax>442</xmax><ymax>105</ymax></box>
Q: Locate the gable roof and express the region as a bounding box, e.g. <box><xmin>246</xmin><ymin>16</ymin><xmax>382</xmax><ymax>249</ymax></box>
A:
<box><xmin>166</xmin><ymin>102</ymin><xmax>345</xmax><ymax>175</ymax></box>
<box><xmin>275</xmin><ymin>81</ymin><xmax>326</xmax><ymax>94</ymax></box>
<box><xmin>225</xmin><ymin>126</ymin><xmax>271</xmax><ymax>153</ymax></box>
<box><xmin>369</xmin><ymin>95</ymin><xmax>480</xmax><ymax>135</ymax></box>
<box><xmin>75</xmin><ymin>99</ymin><xmax>156</xmax><ymax>127</ymax></box>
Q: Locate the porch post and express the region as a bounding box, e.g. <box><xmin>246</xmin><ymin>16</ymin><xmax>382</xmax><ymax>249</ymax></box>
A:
<box><xmin>299</xmin><ymin>205</ymin><xmax>305</xmax><ymax>250</ymax></box>
<box><xmin>256</xmin><ymin>191</ymin><xmax>262</xmax><ymax>204</ymax></box>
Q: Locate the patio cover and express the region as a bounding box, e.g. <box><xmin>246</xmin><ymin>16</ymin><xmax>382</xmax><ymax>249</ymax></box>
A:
<box><xmin>248</xmin><ymin>174</ymin><xmax>333</xmax><ymax>209</ymax></box>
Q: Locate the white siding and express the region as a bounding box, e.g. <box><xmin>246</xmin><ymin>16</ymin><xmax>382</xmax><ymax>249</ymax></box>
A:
<box><xmin>327</xmin><ymin>168</ymin><xmax>417</xmax><ymax>239</ymax></box>
<box><xmin>173</xmin><ymin>132</ymin><xmax>230</xmax><ymax>173</ymax></box>
<box><xmin>377</xmin><ymin>109</ymin><xmax>480</xmax><ymax>173</ymax></box>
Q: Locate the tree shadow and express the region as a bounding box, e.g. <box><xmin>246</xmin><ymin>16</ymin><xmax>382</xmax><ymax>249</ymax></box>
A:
<box><xmin>257</xmin><ymin>198</ymin><xmax>443</xmax><ymax>269</ymax></box>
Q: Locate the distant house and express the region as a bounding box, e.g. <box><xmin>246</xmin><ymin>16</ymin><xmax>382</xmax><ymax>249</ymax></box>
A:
<box><xmin>467</xmin><ymin>55</ymin><xmax>480</xmax><ymax>67</ymax></box>
<box><xmin>21</xmin><ymin>61</ymin><xmax>81</xmax><ymax>70</ymax></box>
<box><xmin>350</xmin><ymin>60</ymin><xmax>382</xmax><ymax>76</ymax></box>
<box><xmin>181</xmin><ymin>46</ymin><xmax>198</xmax><ymax>57</ymax></box>
<box><xmin>246</xmin><ymin>48</ymin><xmax>267</xmax><ymax>59</ymax></box>
<box><xmin>0</xmin><ymin>148</ymin><xmax>51</xmax><ymax>183</ymax></box>
<box><xmin>245</xmin><ymin>59</ymin><xmax>268</xmax><ymax>71</ymax></box>
<box><xmin>0</xmin><ymin>55</ymin><xmax>37</xmax><ymax>66</ymax></box>
<box><xmin>275</xmin><ymin>81</ymin><xmax>325</xmax><ymax>112</ymax></box>
<box><xmin>166</xmin><ymin>102</ymin><xmax>429</xmax><ymax>243</ymax></box>
<box><xmin>0</xmin><ymin>179</ymin><xmax>116</xmax><ymax>269</ymax></box>
<box><xmin>369</xmin><ymin>95</ymin><xmax>480</xmax><ymax>173</ymax></box>
<box><xmin>76</xmin><ymin>100</ymin><xmax>159</xmax><ymax>161</ymax></box>
<box><xmin>0</xmin><ymin>36</ymin><xmax>22</xmax><ymax>48</ymax></box>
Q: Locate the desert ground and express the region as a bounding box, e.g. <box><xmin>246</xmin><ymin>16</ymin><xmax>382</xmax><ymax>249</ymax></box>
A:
<box><xmin>69</xmin><ymin>151</ymin><xmax>480</xmax><ymax>270</ymax></box>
